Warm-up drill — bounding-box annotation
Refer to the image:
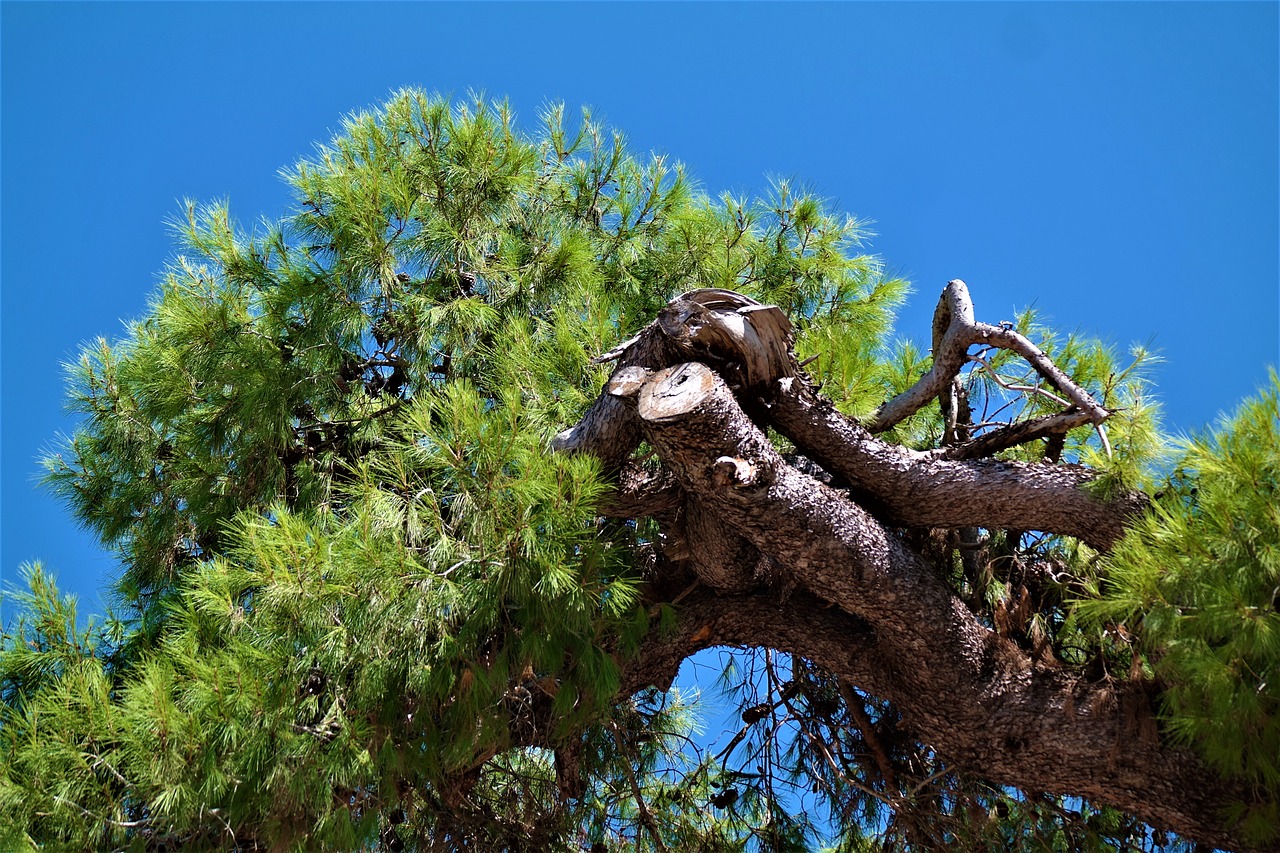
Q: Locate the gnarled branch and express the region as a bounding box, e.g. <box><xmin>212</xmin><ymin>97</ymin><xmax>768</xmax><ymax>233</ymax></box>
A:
<box><xmin>867</xmin><ymin>279</ymin><xmax>1109</xmax><ymax>434</ymax></box>
<box><xmin>550</xmin><ymin>285</ymin><xmax>1264</xmax><ymax>851</ymax></box>
<box><xmin>607</xmin><ymin>363</ymin><xmax>1260</xmax><ymax>851</ymax></box>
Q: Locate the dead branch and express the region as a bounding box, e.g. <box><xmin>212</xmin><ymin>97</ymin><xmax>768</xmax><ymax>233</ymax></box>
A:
<box><xmin>867</xmin><ymin>280</ymin><xmax>1109</xmax><ymax>433</ymax></box>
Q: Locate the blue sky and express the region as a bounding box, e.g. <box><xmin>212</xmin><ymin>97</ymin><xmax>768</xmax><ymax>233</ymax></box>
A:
<box><xmin>3</xmin><ymin>1</ymin><xmax>1277</xmax><ymax>629</ymax></box>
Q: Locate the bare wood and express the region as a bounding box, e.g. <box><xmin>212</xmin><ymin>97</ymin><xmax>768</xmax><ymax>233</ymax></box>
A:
<box><xmin>638</xmin><ymin>363</ymin><xmax>722</xmax><ymax>423</ymax></box>
<box><xmin>605</xmin><ymin>365</ymin><xmax>653</xmax><ymax>398</ymax></box>
<box><xmin>554</xmin><ymin>288</ymin><xmax>798</xmax><ymax>467</ymax></box>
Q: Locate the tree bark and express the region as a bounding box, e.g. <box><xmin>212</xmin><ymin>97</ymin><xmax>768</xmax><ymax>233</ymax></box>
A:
<box><xmin>557</xmin><ymin>286</ymin><xmax>1267</xmax><ymax>852</ymax></box>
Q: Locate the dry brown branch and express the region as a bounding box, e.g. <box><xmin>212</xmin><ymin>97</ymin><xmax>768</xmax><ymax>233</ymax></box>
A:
<box><xmin>867</xmin><ymin>280</ymin><xmax>1109</xmax><ymax>433</ymax></box>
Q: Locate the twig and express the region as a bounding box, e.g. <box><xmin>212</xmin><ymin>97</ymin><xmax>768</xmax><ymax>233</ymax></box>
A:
<box><xmin>204</xmin><ymin>805</ymin><xmax>236</xmax><ymax>845</ymax></box>
<box><xmin>908</xmin><ymin>766</ymin><xmax>952</xmax><ymax>797</ymax></box>
<box><xmin>836</xmin><ymin>680</ymin><xmax>897</xmax><ymax>790</ymax></box>
<box><xmin>86</xmin><ymin>751</ymin><xmax>132</xmax><ymax>789</ymax></box>
<box><xmin>799</xmin><ymin>724</ymin><xmax>895</xmax><ymax>810</ymax></box>
<box><xmin>932</xmin><ymin>409</ymin><xmax>1094</xmax><ymax>461</ymax></box>
<box><xmin>1096</xmin><ymin>423</ymin><xmax>1114</xmax><ymax>460</ymax></box>
<box><xmin>51</xmin><ymin>795</ymin><xmax>148</xmax><ymax>829</ymax></box>
<box><xmin>609</xmin><ymin>721</ymin><xmax>669</xmax><ymax>853</ymax></box>
<box><xmin>967</xmin><ymin>354</ymin><xmax>1072</xmax><ymax>408</ymax></box>
<box><xmin>973</xmin><ymin>320</ymin><xmax>1108</xmax><ymax>421</ymax></box>
<box><xmin>968</xmin><ymin>353</ymin><xmax>1114</xmax><ymax>459</ymax></box>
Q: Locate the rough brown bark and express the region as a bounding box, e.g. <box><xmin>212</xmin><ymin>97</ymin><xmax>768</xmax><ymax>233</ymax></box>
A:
<box><xmin>767</xmin><ymin>377</ymin><xmax>1148</xmax><ymax>550</ymax></box>
<box><xmin>556</xmin><ymin>286</ymin><xmax>1267</xmax><ymax>851</ymax></box>
<box><xmin>618</xmin><ymin>585</ymin><xmax>1254</xmax><ymax>852</ymax></box>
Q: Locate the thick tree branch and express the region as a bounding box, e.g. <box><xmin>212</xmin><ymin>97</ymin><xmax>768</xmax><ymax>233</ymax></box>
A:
<box><xmin>869</xmin><ymin>279</ymin><xmax>976</xmax><ymax>432</ymax></box>
<box><xmin>615</xmin><ymin>584</ymin><xmax>1259</xmax><ymax>851</ymax></box>
<box><xmin>598</xmin><ymin>463</ymin><xmax>683</xmax><ymax>521</ymax></box>
<box><xmin>607</xmin><ymin>365</ymin><xmax>1260</xmax><ymax>850</ymax></box>
<box><xmin>768</xmin><ymin>378</ymin><xmax>1146</xmax><ymax>550</ymax></box>
<box><xmin>562</xmin><ymin>286</ymin><xmax>1143</xmax><ymax>551</ymax></box>
<box><xmin>553</xmin><ymin>288</ymin><xmax>796</xmax><ymax>468</ymax></box>
<box><xmin>550</xmin><ymin>286</ymin><xmax>1262</xmax><ymax>848</ymax></box>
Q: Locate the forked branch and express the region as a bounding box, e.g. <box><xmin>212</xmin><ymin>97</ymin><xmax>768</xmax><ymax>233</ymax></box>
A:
<box><xmin>866</xmin><ymin>279</ymin><xmax>1110</xmax><ymax>434</ymax></box>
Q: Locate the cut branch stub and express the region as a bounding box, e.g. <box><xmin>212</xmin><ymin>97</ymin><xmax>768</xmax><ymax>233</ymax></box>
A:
<box><xmin>606</xmin><ymin>365</ymin><xmax>653</xmax><ymax>399</ymax></box>
<box><xmin>638</xmin><ymin>363</ymin><xmax>723</xmax><ymax>423</ymax></box>
<box><xmin>557</xmin><ymin>289</ymin><xmax>795</xmax><ymax>468</ymax></box>
<box><xmin>635</xmin><ymin>362</ymin><xmax>780</xmax><ymax>499</ymax></box>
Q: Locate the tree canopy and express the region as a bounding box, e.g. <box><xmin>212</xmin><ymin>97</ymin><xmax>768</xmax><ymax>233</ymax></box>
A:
<box><xmin>2</xmin><ymin>90</ymin><xmax>1277</xmax><ymax>852</ymax></box>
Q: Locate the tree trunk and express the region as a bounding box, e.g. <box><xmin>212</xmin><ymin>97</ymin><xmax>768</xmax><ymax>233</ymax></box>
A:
<box><xmin>558</xmin><ymin>284</ymin><xmax>1266</xmax><ymax>852</ymax></box>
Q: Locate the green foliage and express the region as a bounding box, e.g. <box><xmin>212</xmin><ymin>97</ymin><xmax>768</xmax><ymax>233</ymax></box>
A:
<box><xmin>11</xmin><ymin>89</ymin><xmax>914</xmax><ymax>851</ymax></box>
<box><xmin>1079</xmin><ymin>372</ymin><xmax>1280</xmax><ymax>842</ymax></box>
<box><xmin>4</xmin><ymin>88</ymin><xmax>1274</xmax><ymax>851</ymax></box>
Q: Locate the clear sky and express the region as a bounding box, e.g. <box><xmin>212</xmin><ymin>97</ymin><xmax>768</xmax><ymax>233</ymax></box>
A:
<box><xmin>2</xmin><ymin>1</ymin><xmax>1277</xmax><ymax>625</ymax></box>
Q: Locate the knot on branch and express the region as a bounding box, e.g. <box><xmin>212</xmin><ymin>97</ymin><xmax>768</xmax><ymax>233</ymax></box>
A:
<box><xmin>712</xmin><ymin>456</ymin><xmax>759</xmax><ymax>489</ymax></box>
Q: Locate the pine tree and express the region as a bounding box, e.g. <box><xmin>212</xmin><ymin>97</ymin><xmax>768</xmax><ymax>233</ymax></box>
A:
<box><xmin>2</xmin><ymin>90</ymin><xmax>1276</xmax><ymax>852</ymax></box>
